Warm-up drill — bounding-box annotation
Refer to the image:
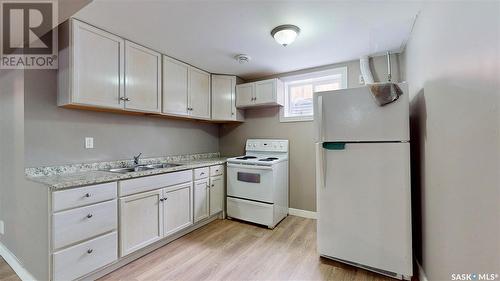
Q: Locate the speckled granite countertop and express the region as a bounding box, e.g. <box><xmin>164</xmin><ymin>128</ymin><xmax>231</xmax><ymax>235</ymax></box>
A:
<box><xmin>26</xmin><ymin>154</ymin><xmax>227</xmax><ymax>190</ymax></box>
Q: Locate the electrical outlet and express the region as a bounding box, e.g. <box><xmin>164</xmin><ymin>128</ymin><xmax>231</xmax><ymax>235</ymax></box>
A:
<box><xmin>0</xmin><ymin>220</ymin><xmax>5</xmax><ymax>235</ymax></box>
<box><xmin>85</xmin><ymin>137</ymin><xmax>94</xmax><ymax>149</ymax></box>
<box><xmin>359</xmin><ymin>74</ymin><xmax>365</xmax><ymax>85</ymax></box>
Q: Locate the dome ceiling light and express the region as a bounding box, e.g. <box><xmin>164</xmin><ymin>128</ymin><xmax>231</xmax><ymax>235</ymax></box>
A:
<box><xmin>271</xmin><ymin>24</ymin><xmax>301</xmax><ymax>46</ymax></box>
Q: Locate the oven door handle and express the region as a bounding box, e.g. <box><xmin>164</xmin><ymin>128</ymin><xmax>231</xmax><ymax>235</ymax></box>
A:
<box><xmin>227</xmin><ymin>163</ymin><xmax>273</xmax><ymax>170</ymax></box>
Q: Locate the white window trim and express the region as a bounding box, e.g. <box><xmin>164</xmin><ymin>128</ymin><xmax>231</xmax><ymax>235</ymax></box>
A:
<box><xmin>279</xmin><ymin>66</ymin><xmax>348</xmax><ymax>123</ymax></box>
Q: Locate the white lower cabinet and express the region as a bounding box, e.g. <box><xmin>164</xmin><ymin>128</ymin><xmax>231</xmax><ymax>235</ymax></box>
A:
<box><xmin>119</xmin><ymin>171</ymin><xmax>195</xmax><ymax>257</ymax></box>
<box><xmin>163</xmin><ymin>182</ymin><xmax>193</xmax><ymax>236</ymax></box>
<box><xmin>209</xmin><ymin>175</ymin><xmax>224</xmax><ymax>216</ymax></box>
<box><xmin>119</xmin><ymin>189</ymin><xmax>164</xmax><ymax>257</ymax></box>
<box><xmin>50</xmin><ymin>165</ymin><xmax>224</xmax><ymax>280</ymax></box>
<box><xmin>51</xmin><ymin>182</ymin><xmax>118</xmax><ymax>281</ymax></box>
<box><xmin>194</xmin><ymin>178</ymin><xmax>210</xmax><ymax>222</ymax></box>
<box><xmin>53</xmin><ymin>232</ymin><xmax>118</xmax><ymax>281</ymax></box>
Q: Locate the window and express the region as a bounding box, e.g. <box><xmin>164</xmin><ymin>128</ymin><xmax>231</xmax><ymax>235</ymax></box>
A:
<box><xmin>279</xmin><ymin>67</ymin><xmax>347</xmax><ymax>122</ymax></box>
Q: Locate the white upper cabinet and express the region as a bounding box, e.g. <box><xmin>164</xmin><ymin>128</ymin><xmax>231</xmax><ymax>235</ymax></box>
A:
<box><xmin>124</xmin><ymin>41</ymin><xmax>162</xmax><ymax>113</ymax></box>
<box><xmin>162</xmin><ymin>56</ymin><xmax>189</xmax><ymax>116</ymax></box>
<box><xmin>235</xmin><ymin>78</ymin><xmax>284</xmax><ymax>108</ymax></box>
<box><xmin>59</xmin><ymin>19</ymin><xmax>125</xmax><ymax>109</ymax></box>
<box><xmin>188</xmin><ymin>68</ymin><xmax>211</xmax><ymax>119</ymax></box>
<box><xmin>235</xmin><ymin>83</ymin><xmax>254</xmax><ymax>108</ymax></box>
<box><xmin>162</xmin><ymin>56</ymin><xmax>211</xmax><ymax>120</ymax></box>
<box><xmin>212</xmin><ymin>75</ymin><xmax>244</xmax><ymax>121</ymax></box>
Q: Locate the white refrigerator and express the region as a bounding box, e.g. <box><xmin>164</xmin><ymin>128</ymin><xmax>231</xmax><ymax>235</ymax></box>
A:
<box><xmin>314</xmin><ymin>83</ymin><xmax>412</xmax><ymax>280</ymax></box>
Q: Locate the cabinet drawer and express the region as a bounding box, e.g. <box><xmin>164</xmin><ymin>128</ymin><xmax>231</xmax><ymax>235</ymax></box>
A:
<box><xmin>210</xmin><ymin>165</ymin><xmax>224</xmax><ymax>176</ymax></box>
<box><xmin>53</xmin><ymin>231</ymin><xmax>118</xmax><ymax>281</ymax></box>
<box><xmin>52</xmin><ymin>182</ymin><xmax>117</xmax><ymax>212</ymax></box>
<box><xmin>194</xmin><ymin>167</ymin><xmax>209</xmax><ymax>180</ymax></box>
<box><xmin>119</xmin><ymin>170</ymin><xmax>192</xmax><ymax>197</ymax></box>
<box><xmin>53</xmin><ymin>200</ymin><xmax>117</xmax><ymax>249</ymax></box>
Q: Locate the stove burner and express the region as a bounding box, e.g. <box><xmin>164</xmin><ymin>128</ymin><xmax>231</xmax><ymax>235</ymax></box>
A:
<box><xmin>236</xmin><ymin>156</ymin><xmax>257</xmax><ymax>160</ymax></box>
<box><xmin>258</xmin><ymin>157</ymin><xmax>279</xmax><ymax>162</ymax></box>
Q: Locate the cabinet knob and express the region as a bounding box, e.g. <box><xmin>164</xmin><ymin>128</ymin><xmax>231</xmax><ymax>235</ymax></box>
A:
<box><xmin>86</xmin><ymin>214</ymin><xmax>93</xmax><ymax>219</ymax></box>
<box><xmin>87</xmin><ymin>249</ymin><xmax>93</xmax><ymax>254</ymax></box>
<box><xmin>160</xmin><ymin>198</ymin><xmax>164</xmax><ymax>202</ymax></box>
<box><xmin>120</xmin><ymin>97</ymin><xmax>130</xmax><ymax>101</ymax></box>
<box><xmin>85</xmin><ymin>193</ymin><xmax>91</xmax><ymax>198</ymax></box>
<box><xmin>200</xmin><ymin>172</ymin><xmax>205</xmax><ymax>175</ymax></box>
<box><xmin>211</xmin><ymin>184</ymin><xmax>215</xmax><ymax>187</ymax></box>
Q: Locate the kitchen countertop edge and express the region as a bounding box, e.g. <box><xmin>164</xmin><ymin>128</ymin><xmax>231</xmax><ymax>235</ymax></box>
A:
<box><xmin>27</xmin><ymin>158</ymin><xmax>228</xmax><ymax>190</ymax></box>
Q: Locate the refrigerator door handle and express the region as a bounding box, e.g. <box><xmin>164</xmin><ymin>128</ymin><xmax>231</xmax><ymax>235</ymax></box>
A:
<box><xmin>315</xmin><ymin>143</ymin><xmax>326</xmax><ymax>189</ymax></box>
<box><xmin>316</xmin><ymin>95</ymin><xmax>324</xmax><ymax>142</ymax></box>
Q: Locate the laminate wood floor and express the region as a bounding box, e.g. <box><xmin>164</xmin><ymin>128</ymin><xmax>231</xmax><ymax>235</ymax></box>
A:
<box><xmin>0</xmin><ymin>257</ymin><xmax>20</xmax><ymax>281</ymax></box>
<box><xmin>100</xmin><ymin>216</ymin><xmax>408</xmax><ymax>281</ymax></box>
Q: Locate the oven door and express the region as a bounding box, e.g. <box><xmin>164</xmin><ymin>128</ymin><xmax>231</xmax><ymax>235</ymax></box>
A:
<box><xmin>227</xmin><ymin>163</ymin><xmax>275</xmax><ymax>203</ymax></box>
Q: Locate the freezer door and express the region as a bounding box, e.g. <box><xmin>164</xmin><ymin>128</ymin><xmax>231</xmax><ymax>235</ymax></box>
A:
<box><xmin>316</xmin><ymin>142</ymin><xmax>412</xmax><ymax>276</ymax></box>
<box><xmin>314</xmin><ymin>83</ymin><xmax>409</xmax><ymax>142</ymax></box>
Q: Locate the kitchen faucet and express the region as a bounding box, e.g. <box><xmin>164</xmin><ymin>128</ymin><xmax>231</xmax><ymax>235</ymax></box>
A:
<box><xmin>133</xmin><ymin>153</ymin><xmax>142</xmax><ymax>165</ymax></box>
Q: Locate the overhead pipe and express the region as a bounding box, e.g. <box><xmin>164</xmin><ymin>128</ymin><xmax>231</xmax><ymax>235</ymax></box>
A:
<box><xmin>359</xmin><ymin>56</ymin><xmax>374</xmax><ymax>84</ymax></box>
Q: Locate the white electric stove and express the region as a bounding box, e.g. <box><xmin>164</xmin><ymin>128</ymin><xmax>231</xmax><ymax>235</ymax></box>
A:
<box><xmin>226</xmin><ymin>139</ymin><xmax>289</xmax><ymax>229</ymax></box>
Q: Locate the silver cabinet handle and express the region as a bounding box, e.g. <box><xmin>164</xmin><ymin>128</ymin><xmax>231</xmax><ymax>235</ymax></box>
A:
<box><xmin>85</xmin><ymin>193</ymin><xmax>91</xmax><ymax>198</ymax></box>
<box><xmin>87</xmin><ymin>249</ymin><xmax>93</xmax><ymax>254</ymax></box>
<box><xmin>86</xmin><ymin>214</ymin><xmax>93</xmax><ymax>219</ymax></box>
<box><xmin>120</xmin><ymin>97</ymin><xmax>130</xmax><ymax>101</ymax></box>
<box><xmin>200</xmin><ymin>172</ymin><xmax>205</xmax><ymax>175</ymax></box>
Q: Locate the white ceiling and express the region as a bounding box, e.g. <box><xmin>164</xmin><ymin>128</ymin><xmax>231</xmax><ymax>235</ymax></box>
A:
<box><xmin>75</xmin><ymin>0</ymin><xmax>421</xmax><ymax>79</ymax></box>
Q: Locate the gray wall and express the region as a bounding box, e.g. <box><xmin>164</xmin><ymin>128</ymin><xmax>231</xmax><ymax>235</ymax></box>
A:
<box><xmin>0</xmin><ymin>70</ymin><xmax>50</xmax><ymax>280</ymax></box>
<box><xmin>220</xmin><ymin>55</ymin><xmax>401</xmax><ymax>212</ymax></box>
<box><xmin>24</xmin><ymin>70</ymin><xmax>219</xmax><ymax>167</ymax></box>
<box><xmin>404</xmin><ymin>2</ymin><xmax>500</xmax><ymax>280</ymax></box>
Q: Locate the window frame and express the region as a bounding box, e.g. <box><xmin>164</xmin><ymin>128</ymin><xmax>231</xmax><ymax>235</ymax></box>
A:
<box><xmin>279</xmin><ymin>66</ymin><xmax>348</xmax><ymax>123</ymax></box>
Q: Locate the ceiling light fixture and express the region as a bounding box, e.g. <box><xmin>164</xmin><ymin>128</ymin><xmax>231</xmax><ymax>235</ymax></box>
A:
<box><xmin>271</xmin><ymin>24</ymin><xmax>300</xmax><ymax>46</ymax></box>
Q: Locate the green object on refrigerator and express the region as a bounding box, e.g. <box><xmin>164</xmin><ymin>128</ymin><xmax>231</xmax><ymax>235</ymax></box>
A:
<box><xmin>322</xmin><ymin>142</ymin><xmax>346</xmax><ymax>150</ymax></box>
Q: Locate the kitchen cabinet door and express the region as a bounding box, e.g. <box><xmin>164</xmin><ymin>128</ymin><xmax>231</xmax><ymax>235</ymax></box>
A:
<box><xmin>163</xmin><ymin>182</ymin><xmax>193</xmax><ymax>237</ymax></box>
<box><xmin>209</xmin><ymin>175</ymin><xmax>224</xmax><ymax>216</ymax></box>
<box><xmin>236</xmin><ymin>83</ymin><xmax>255</xmax><ymax>108</ymax></box>
<box><xmin>124</xmin><ymin>41</ymin><xmax>161</xmax><ymax>113</ymax></box>
<box><xmin>163</xmin><ymin>56</ymin><xmax>189</xmax><ymax>116</ymax></box>
<box><xmin>254</xmin><ymin>78</ymin><xmax>277</xmax><ymax>105</ymax></box>
<box><xmin>211</xmin><ymin>75</ymin><xmax>235</xmax><ymax>120</ymax></box>
<box><xmin>193</xmin><ymin>178</ymin><xmax>209</xmax><ymax>222</ymax></box>
<box><xmin>71</xmin><ymin>20</ymin><xmax>124</xmax><ymax>109</ymax></box>
<box><xmin>119</xmin><ymin>189</ymin><xmax>163</xmax><ymax>256</ymax></box>
<box><xmin>188</xmin><ymin>68</ymin><xmax>211</xmax><ymax>119</ymax></box>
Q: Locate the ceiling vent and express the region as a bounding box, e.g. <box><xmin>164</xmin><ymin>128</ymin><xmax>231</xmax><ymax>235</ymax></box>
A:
<box><xmin>235</xmin><ymin>54</ymin><xmax>251</xmax><ymax>64</ymax></box>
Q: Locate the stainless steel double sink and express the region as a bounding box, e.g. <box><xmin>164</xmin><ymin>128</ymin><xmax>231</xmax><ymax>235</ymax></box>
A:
<box><xmin>106</xmin><ymin>163</ymin><xmax>182</xmax><ymax>174</ymax></box>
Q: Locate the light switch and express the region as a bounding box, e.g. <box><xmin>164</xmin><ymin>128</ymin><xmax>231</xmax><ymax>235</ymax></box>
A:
<box><xmin>85</xmin><ymin>137</ymin><xmax>94</xmax><ymax>149</ymax></box>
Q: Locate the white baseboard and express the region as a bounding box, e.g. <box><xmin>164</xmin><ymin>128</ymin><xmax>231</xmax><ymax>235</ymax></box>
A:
<box><xmin>0</xmin><ymin>242</ymin><xmax>36</xmax><ymax>281</ymax></box>
<box><xmin>288</xmin><ymin>208</ymin><xmax>317</xmax><ymax>219</ymax></box>
<box><xmin>417</xmin><ymin>260</ymin><xmax>429</xmax><ymax>281</ymax></box>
